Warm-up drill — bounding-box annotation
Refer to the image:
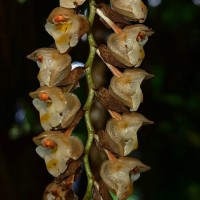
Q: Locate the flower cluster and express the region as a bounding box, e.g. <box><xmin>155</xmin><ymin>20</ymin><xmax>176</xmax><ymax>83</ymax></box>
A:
<box><xmin>27</xmin><ymin>0</ymin><xmax>154</xmax><ymax>199</ymax></box>
<box><xmin>94</xmin><ymin>1</ymin><xmax>154</xmax><ymax>199</ymax></box>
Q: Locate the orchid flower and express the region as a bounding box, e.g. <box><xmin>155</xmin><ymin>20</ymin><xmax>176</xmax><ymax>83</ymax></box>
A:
<box><xmin>33</xmin><ymin>131</ymin><xmax>84</xmax><ymax>177</ymax></box>
<box><xmin>45</xmin><ymin>7</ymin><xmax>90</xmax><ymax>53</ymax></box>
<box><xmin>106</xmin><ymin>112</ymin><xmax>153</xmax><ymax>156</ymax></box>
<box><xmin>100</xmin><ymin>157</ymin><xmax>150</xmax><ymax>200</ymax></box>
<box><xmin>107</xmin><ymin>24</ymin><xmax>154</xmax><ymax>67</ymax></box>
<box><xmin>29</xmin><ymin>86</ymin><xmax>81</xmax><ymax>131</ymax></box>
<box><xmin>27</xmin><ymin>48</ymin><xmax>71</xmax><ymax>87</ymax></box>
<box><xmin>109</xmin><ymin>68</ymin><xmax>153</xmax><ymax>111</ymax></box>
<box><xmin>110</xmin><ymin>0</ymin><xmax>148</xmax><ymax>23</ymax></box>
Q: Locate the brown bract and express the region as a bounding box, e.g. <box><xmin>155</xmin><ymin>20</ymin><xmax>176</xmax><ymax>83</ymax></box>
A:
<box><xmin>98</xmin><ymin>44</ymin><xmax>127</xmax><ymax>68</ymax></box>
<box><xmin>56</xmin><ymin>67</ymin><xmax>85</xmax><ymax>90</ymax></box>
<box><xmin>110</xmin><ymin>0</ymin><xmax>148</xmax><ymax>23</ymax></box>
<box><xmin>98</xmin><ymin>3</ymin><xmax>130</xmax><ymax>29</ymax></box>
<box><xmin>95</xmin><ymin>87</ymin><xmax>130</xmax><ymax>113</ymax></box>
<box><xmin>27</xmin><ymin>48</ymin><xmax>72</xmax><ymax>87</ymax></box>
<box><xmin>100</xmin><ymin>157</ymin><xmax>150</xmax><ymax>200</ymax></box>
<box><xmin>45</xmin><ymin>7</ymin><xmax>90</xmax><ymax>53</ymax></box>
<box><xmin>93</xmin><ymin>180</ymin><xmax>113</xmax><ymax>200</ymax></box>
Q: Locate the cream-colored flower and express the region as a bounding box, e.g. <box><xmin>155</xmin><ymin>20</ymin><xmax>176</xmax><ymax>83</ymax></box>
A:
<box><xmin>29</xmin><ymin>86</ymin><xmax>81</xmax><ymax>131</ymax></box>
<box><xmin>33</xmin><ymin>131</ymin><xmax>84</xmax><ymax>177</ymax></box>
<box><xmin>27</xmin><ymin>48</ymin><xmax>71</xmax><ymax>87</ymax></box>
<box><xmin>100</xmin><ymin>157</ymin><xmax>150</xmax><ymax>200</ymax></box>
<box><xmin>45</xmin><ymin>7</ymin><xmax>90</xmax><ymax>53</ymax></box>
<box><xmin>107</xmin><ymin>24</ymin><xmax>154</xmax><ymax>67</ymax></box>
<box><xmin>109</xmin><ymin>68</ymin><xmax>153</xmax><ymax>111</ymax></box>
<box><xmin>110</xmin><ymin>0</ymin><xmax>148</xmax><ymax>23</ymax></box>
<box><xmin>60</xmin><ymin>0</ymin><xmax>86</xmax><ymax>8</ymax></box>
<box><xmin>106</xmin><ymin>112</ymin><xmax>153</xmax><ymax>156</ymax></box>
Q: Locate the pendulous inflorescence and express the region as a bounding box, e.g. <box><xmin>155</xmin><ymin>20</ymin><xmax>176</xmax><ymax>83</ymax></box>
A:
<box><xmin>27</xmin><ymin>0</ymin><xmax>154</xmax><ymax>199</ymax></box>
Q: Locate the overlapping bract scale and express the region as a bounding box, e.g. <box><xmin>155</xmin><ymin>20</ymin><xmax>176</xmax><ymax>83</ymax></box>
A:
<box><xmin>43</xmin><ymin>181</ymin><xmax>78</xmax><ymax>200</ymax></box>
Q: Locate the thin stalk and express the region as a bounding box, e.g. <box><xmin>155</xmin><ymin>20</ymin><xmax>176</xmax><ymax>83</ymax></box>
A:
<box><xmin>83</xmin><ymin>0</ymin><xmax>97</xmax><ymax>199</ymax></box>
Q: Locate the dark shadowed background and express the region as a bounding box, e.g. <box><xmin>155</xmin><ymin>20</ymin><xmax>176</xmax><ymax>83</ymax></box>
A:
<box><xmin>0</xmin><ymin>0</ymin><xmax>200</xmax><ymax>199</ymax></box>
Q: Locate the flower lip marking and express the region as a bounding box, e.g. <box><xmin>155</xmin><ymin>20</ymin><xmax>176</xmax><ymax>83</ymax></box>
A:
<box><xmin>136</xmin><ymin>32</ymin><xmax>145</xmax><ymax>42</ymax></box>
<box><xmin>37</xmin><ymin>54</ymin><xmax>43</xmax><ymax>62</ymax></box>
<box><xmin>38</xmin><ymin>92</ymin><xmax>49</xmax><ymax>101</ymax></box>
<box><xmin>53</xmin><ymin>14</ymin><xmax>66</xmax><ymax>23</ymax></box>
<box><xmin>42</xmin><ymin>138</ymin><xmax>57</xmax><ymax>149</ymax></box>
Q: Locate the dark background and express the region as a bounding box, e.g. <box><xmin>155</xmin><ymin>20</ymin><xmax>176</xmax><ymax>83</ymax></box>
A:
<box><xmin>0</xmin><ymin>0</ymin><xmax>200</xmax><ymax>199</ymax></box>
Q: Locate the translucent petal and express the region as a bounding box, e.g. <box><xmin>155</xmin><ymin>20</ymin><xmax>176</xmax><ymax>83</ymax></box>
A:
<box><xmin>45</xmin><ymin>7</ymin><xmax>90</xmax><ymax>53</ymax></box>
<box><xmin>109</xmin><ymin>68</ymin><xmax>152</xmax><ymax>110</ymax></box>
<box><xmin>106</xmin><ymin>112</ymin><xmax>152</xmax><ymax>156</ymax></box>
<box><xmin>100</xmin><ymin>157</ymin><xmax>150</xmax><ymax>200</ymax></box>
<box><xmin>107</xmin><ymin>24</ymin><xmax>153</xmax><ymax>67</ymax></box>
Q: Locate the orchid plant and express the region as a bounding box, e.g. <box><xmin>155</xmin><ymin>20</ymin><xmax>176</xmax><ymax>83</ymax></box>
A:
<box><xmin>28</xmin><ymin>0</ymin><xmax>154</xmax><ymax>199</ymax></box>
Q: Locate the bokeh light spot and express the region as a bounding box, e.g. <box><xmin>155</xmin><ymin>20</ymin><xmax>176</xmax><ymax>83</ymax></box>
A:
<box><xmin>148</xmin><ymin>0</ymin><xmax>162</xmax><ymax>7</ymax></box>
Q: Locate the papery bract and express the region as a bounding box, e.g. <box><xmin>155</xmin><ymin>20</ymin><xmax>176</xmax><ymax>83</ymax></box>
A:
<box><xmin>33</xmin><ymin>131</ymin><xmax>84</xmax><ymax>177</ymax></box>
<box><xmin>100</xmin><ymin>157</ymin><xmax>150</xmax><ymax>200</ymax></box>
<box><xmin>43</xmin><ymin>181</ymin><xmax>78</xmax><ymax>200</ymax></box>
<box><xmin>27</xmin><ymin>48</ymin><xmax>71</xmax><ymax>87</ymax></box>
<box><xmin>107</xmin><ymin>24</ymin><xmax>154</xmax><ymax>67</ymax></box>
<box><xmin>29</xmin><ymin>86</ymin><xmax>81</xmax><ymax>131</ymax></box>
<box><xmin>60</xmin><ymin>0</ymin><xmax>86</xmax><ymax>8</ymax></box>
<box><xmin>106</xmin><ymin>112</ymin><xmax>153</xmax><ymax>156</ymax></box>
<box><xmin>109</xmin><ymin>68</ymin><xmax>153</xmax><ymax>111</ymax></box>
<box><xmin>110</xmin><ymin>0</ymin><xmax>148</xmax><ymax>23</ymax></box>
<box><xmin>45</xmin><ymin>7</ymin><xmax>90</xmax><ymax>53</ymax></box>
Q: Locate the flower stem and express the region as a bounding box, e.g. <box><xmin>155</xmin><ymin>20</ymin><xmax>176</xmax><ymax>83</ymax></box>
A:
<box><xmin>83</xmin><ymin>0</ymin><xmax>97</xmax><ymax>199</ymax></box>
